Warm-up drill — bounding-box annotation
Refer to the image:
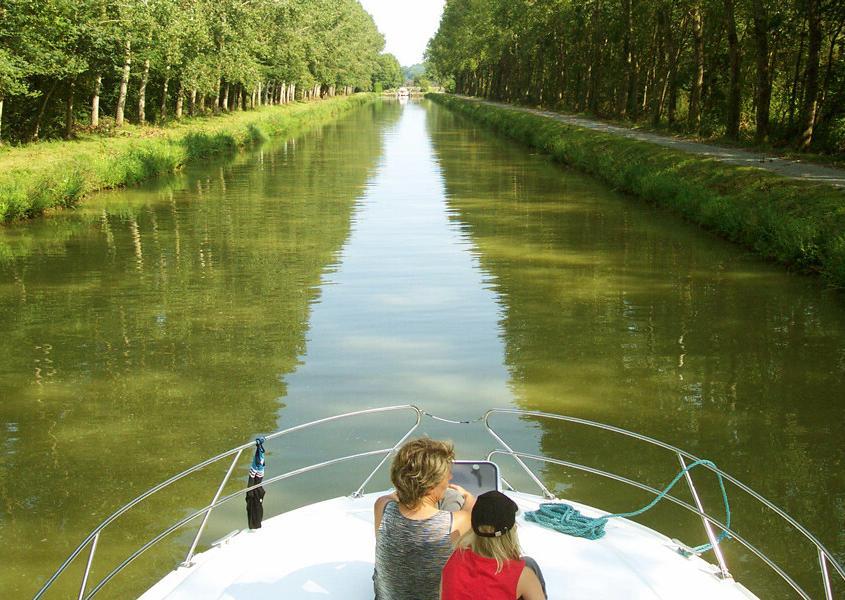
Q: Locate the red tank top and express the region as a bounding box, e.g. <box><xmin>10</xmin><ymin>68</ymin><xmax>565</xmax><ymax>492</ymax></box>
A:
<box><xmin>441</xmin><ymin>548</ymin><xmax>525</xmax><ymax>600</ymax></box>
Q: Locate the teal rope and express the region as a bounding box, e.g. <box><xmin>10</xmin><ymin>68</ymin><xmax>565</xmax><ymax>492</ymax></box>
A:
<box><xmin>524</xmin><ymin>459</ymin><xmax>731</xmax><ymax>554</ymax></box>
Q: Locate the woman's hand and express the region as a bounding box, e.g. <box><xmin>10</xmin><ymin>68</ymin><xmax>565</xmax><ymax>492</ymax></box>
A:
<box><xmin>449</xmin><ymin>484</ymin><xmax>476</xmax><ymax>509</ymax></box>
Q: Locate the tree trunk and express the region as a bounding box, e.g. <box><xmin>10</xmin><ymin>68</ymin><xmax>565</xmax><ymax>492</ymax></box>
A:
<box><xmin>215</xmin><ymin>77</ymin><xmax>223</xmax><ymax>113</ymax></box>
<box><xmin>797</xmin><ymin>0</ymin><xmax>821</xmax><ymax>150</ymax></box>
<box><xmin>619</xmin><ymin>0</ymin><xmax>633</xmax><ymax>115</ymax></box>
<box><xmin>91</xmin><ymin>74</ymin><xmax>101</xmax><ymax>127</ymax></box>
<box><xmin>0</xmin><ymin>97</ymin><xmax>5</xmax><ymax>144</ymax></box>
<box><xmin>751</xmin><ymin>0</ymin><xmax>771</xmax><ymax>143</ymax></box>
<box><xmin>175</xmin><ymin>82</ymin><xmax>183</xmax><ymax>119</ymax></box>
<box><xmin>587</xmin><ymin>0</ymin><xmax>602</xmax><ymax>113</ymax></box>
<box><xmin>189</xmin><ymin>89</ymin><xmax>196</xmax><ymax>116</ymax></box>
<box><xmin>816</xmin><ymin>25</ymin><xmax>843</xmax><ymax>128</ymax></box>
<box><xmin>724</xmin><ymin>0</ymin><xmax>741</xmax><ymax>139</ymax></box>
<box><xmin>198</xmin><ymin>93</ymin><xmax>206</xmax><ymax>113</ymax></box>
<box><xmin>64</xmin><ymin>76</ymin><xmax>76</xmax><ymax>139</ymax></box>
<box><xmin>788</xmin><ymin>31</ymin><xmax>805</xmax><ymax>127</ymax></box>
<box><xmin>688</xmin><ymin>2</ymin><xmax>704</xmax><ymax>132</ymax></box>
<box><xmin>138</xmin><ymin>58</ymin><xmax>150</xmax><ymax>124</ymax></box>
<box><xmin>160</xmin><ymin>74</ymin><xmax>169</xmax><ymax>121</ymax></box>
<box><xmin>115</xmin><ymin>39</ymin><xmax>131</xmax><ymax>126</ymax></box>
<box><xmin>665</xmin><ymin>16</ymin><xmax>686</xmax><ymax>125</ymax></box>
<box><xmin>650</xmin><ymin>11</ymin><xmax>666</xmax><ymax>126</ymax></box>
<box><xmin>627</xmin><ymin>56</ymin><xmax>639</xmax><ymax>118</ymax></box>
<box><xmin>31</xmin><ymin>81</ymin><xmax>58</xmax><ymax>142</ymax></box>
<box><xmin>223</xmin><ymin>83</ymin><xmax>230</xmax><ymax>111</ymax></box>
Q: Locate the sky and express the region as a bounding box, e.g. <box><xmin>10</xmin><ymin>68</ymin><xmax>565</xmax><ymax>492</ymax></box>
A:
<box><xmin>358</xmin><ymin>0</ymin><xmax>446</xmax><ymax>66</ymax></box>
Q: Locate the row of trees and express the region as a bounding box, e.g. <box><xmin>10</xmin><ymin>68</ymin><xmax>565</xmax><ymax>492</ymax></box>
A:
<box><xmin>427</xmin><ymin>0</ymin><xmax>845</xmax><ymax>152</ymax></box>
<box><xmin>0</xmin><ymin>0</ymin><xmax>400</xmax><ymax>144</ymax></box>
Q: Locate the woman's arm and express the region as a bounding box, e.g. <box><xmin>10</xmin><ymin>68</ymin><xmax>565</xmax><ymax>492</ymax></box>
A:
<box><xmin>373</xmin><ymin>493</ymin><xmax>397</xmax><ymax>536</ymax></box>
<box><xmin>515</xmin><ymin>566</ymin><xmax>545</xmax><ymax>600</ymax></box>
<box><xmin>448</xmin><ymin>484</ymin><xmax>476</xmax><ymax>541</ymax></box>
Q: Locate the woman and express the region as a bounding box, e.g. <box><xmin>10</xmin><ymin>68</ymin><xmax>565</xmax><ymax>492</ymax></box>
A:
<box><xmin>373</xmin><ymin>438</ymin><xmax>476</xmax><ymax>600</ymax></box>
<box><xmin>440</xmin><ymin>490</ymin><xmax>546</xmax><ymax>600</ymax></box>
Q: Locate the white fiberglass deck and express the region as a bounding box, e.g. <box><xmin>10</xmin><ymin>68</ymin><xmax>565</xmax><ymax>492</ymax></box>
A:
<box><xmin>141</xmin><ymin>491</ymin><xmax>757</xmax><ymax>600</ymax></box>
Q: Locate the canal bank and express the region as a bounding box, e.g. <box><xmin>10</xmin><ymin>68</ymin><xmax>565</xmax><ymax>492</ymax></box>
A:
<box><xmin>427</xmin><ymin>93</ymin><xmax>845</xmax><ymax>288</ymax></box>
<box><xmin>0</xmin><ymin>94</ymin><xmax>375</xmax><ymax>223</ymax></box>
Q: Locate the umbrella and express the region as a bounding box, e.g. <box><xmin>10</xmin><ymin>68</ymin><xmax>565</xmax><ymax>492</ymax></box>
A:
<box><xmin>246</xmin><ymin>436</ymin><xmax>266</xmax><ymax>529</ymax></box>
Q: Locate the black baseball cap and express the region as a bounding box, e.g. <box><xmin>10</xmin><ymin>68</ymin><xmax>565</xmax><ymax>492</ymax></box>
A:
<box><xmin>471</xmin><ymin>491</ymin><xmax>518</xmax><ymax>537</ymax></box>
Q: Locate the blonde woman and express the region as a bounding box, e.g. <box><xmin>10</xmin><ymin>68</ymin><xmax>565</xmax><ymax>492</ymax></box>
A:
<box><xmin>373</xmin><ymin>438</ymin><xmax>476</xmax><ymax>600</ymax></box>
<box><xmin>440</xmin><ymin>491</ymin><xmax>546</xmax><ymax>600</ymax></box>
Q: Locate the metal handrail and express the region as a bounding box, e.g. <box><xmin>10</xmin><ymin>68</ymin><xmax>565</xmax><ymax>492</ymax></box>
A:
<box><xmin>34</xmin><ymin>404</ymin><xmax>422</xmax><ymax>600</ymax></box>
<box><xmin>483</xmin><ymin>408</ymin><xmax>845</xmax><ymax>596</ymax></box>
<box><xmin>34</xmin><ymin>405</ymin><xmax>844</xmax><ymax>599</ymax></box>
<box><xmin>86</xmin><ymin>448</ymin><xmax>397</xmax><ymax>599</ymax></box>
<box><xmin>487</xmin><ymin>449</ymin><xmax>811</xmax><ymax>599</ymax></box>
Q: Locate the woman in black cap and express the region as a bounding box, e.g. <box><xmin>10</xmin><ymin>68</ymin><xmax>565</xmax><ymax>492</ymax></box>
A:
<box><xmin>440</xmin><ymin>490</ymin><xmax>546</xmax><ymax>600</ymax></box>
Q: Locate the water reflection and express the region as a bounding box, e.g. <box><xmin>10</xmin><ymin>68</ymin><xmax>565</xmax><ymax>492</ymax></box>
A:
<box><xmin>0</xmin><ymin>101</ymin><xmax>399</xmax><ymax>598</ymax></box>
<box><xmin>426</xmin><ymin>103</ymin><xmax>845</xmax><ymax>597</ymax></box>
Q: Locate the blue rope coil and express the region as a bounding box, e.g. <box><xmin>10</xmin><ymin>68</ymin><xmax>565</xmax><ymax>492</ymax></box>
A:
<box><xmin>524</xmin><ymin>459</ymin><xmax>731</xmax><ymax>554</ymax></box>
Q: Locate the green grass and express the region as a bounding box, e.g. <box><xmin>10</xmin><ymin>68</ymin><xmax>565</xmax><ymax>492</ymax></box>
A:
<box><xmin>428</xmin><ymin>93</ymin><xmax>845</xmax><ymax>288</ymax></box>
<box><xmin>0</xmin><ymin>94</ymin><xmax>375</xmax><ymax>222</ymax></box>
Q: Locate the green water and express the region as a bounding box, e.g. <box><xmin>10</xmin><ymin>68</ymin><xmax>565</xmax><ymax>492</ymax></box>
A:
<box><xmin>2</xmin><ymin>100</ymin><xmax>843</xmax><ymax>598</ymax></box>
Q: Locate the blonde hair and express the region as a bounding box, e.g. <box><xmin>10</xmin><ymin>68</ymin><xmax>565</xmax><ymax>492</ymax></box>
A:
<box><xmin>390</xmin><ymin>438</ymin><xmax>454</xmax><ymax>508</ymax></box>
<box><xmin>459</xmin><ymin>525</ymin><xmax>522</xmax><ymax>573</ymax></box>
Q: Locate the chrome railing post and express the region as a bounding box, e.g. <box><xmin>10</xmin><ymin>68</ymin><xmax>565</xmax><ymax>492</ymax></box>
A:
<box><xmin>484</xmin><ymin>411</ymin><xmax>556</xmax><ymax>500</ymax></box>
<box><xmin>819</xmin><ymin>548</ymin><xmax>834</xmax><ymax>600</ymax></box>
<box><xmin>77</xmin><ymin>532</ymin><xmax>99</xmax><ymax>600</ymax></box>
<box><xmin>182</xmin><ymin>448</ymin><xmax>243</xmax><ymax>567</ymax></box>
<box><xmin>677</xmin><ymin>453</ymin><xmax>731</xmax><ymax>579</ymax></box>
<box><xmin>351</xmin><ymin>408</ymin><xmax>422</xmax><ymax>498</ymax></box>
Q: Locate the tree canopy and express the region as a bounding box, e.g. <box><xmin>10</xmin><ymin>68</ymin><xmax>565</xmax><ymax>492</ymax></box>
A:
<box><xmin>427</xmin><ymin>0</ymin><xmax>845</xmax><ymax>153</ymax></box>
<box><xmin>0</xmin><ymin>0</ymin><xmax>394</xmax><ymax>143</ymax></box>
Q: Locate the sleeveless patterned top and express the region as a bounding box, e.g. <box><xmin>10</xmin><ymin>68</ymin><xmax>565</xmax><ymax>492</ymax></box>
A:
<box><xmin>374</xmin><ymin>500</ymin><xmax>453</xmax><ymax>600</ymax></box>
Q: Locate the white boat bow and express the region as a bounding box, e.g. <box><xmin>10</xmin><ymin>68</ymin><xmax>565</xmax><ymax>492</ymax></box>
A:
<box><xmin>34</xmin><ymin>405</ymin><xmax>845</xmax><ymax>599</ymax></box>
<box><xmin>141</xmin><ymin>491</ymin><xmax>756</xmax><ymax>600</ymax></box>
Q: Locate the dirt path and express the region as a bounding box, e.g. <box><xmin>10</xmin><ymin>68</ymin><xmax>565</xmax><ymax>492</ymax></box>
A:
<box><xmin>461</xmin><ymin>96</ymin><xmax>845</xmax><ymax>189</ymax></box>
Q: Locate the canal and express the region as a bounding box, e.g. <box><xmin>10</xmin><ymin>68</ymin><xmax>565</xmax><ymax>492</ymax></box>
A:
<box><xmin>2</xmin><ymin>99</ymin><xmax>843</xmax><ymax>598</ymax></box>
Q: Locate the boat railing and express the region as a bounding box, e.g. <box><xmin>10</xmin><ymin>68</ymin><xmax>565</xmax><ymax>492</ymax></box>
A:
<box><xmin>33</xmin><ymin>405</ymin><xmax>424</xmax><ymax>600</ymax></box>
<box><xmin>33</xmin><ymin>405</ymin><xmax>845</xmax><ymax>599</ymax></box>
<box><xmin>482</xmin><ymin>408</ymin><xmax>845</xmax><ymax>600</ymax></box>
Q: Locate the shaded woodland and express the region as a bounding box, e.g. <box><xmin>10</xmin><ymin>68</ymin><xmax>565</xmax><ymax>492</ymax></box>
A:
<box><xmin>427</xmin><ymin>0</ymin><xmax>845</xmax><ymax>153</ymax></box>
<box><xmin>0</xmin><ymin>0</ymin><xmax>402</xmax><ymax>144</ymax></box>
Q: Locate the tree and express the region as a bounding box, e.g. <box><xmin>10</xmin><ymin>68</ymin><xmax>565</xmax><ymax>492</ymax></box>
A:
<box><xmin>0</xmin><ymin>0</ymin><xmax>390</xmax><ymax>143</ymax></box>
<box><xmin>427</xmin><ymin>0</ymin><xmax>844</xmax><ymax>152</ymax></box>
<box><xmin>0</xmin><ymin>49</ymin><xmax>27</xmax><ymax>143</ymax></box>
<box><xmin>373</xmin><ymin>54</ymin><xmax>403</xmax><ymax>90</ymax></box>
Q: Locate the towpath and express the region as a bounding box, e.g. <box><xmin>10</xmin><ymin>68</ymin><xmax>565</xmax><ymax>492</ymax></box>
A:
<box><xmin>458</xmin><ymin>96</ymin><xmax>845</xmax><ymax>189</ymax></box>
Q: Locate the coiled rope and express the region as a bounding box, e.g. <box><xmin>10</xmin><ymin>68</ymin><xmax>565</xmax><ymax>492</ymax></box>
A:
<box><xmin>524</xmin><ymin>459</ymin><xmax>731</xmax><ymax>555</ymax></box>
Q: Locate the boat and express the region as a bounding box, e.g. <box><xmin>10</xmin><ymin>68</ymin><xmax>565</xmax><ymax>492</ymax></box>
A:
<box><xmin>34</xmin><ymin>406</ymin><xmax>844</xmax><ymax>599</ymax></box>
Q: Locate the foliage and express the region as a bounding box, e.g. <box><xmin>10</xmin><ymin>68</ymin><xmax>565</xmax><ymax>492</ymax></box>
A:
<box><xmin>0</xmin><ymin>0</ymin><xmax>386</xmax><ymax>143</ymax></box>
<box><xmin>429</xmin><ymin>93</ymin><xmax>845</xmax><ymax>286</ymax></box>
<box><xmin>426</xmin><ymin>0</ymin><xmax>845</xmax><ymax>154</ymax></box>
<box><xmin>0</xmin><ymin>94</ymin><xmax>375</xmax><ymax>221</ymax></box>
<box><xmin>372</xmin><ymin>53</ymin><xmax>403</xmax><ymax>91</ymax></box>
<box><xmin>402</xmin><ymin>63</ymin><xmax>427</xmax><ymax>83</ymax></box>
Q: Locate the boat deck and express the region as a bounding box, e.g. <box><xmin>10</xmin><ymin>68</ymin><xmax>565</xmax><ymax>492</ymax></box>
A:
<box><xmin>141</xmin><ymin>491</ymin><xmax>758</xmax><ymax>599</ymax></box>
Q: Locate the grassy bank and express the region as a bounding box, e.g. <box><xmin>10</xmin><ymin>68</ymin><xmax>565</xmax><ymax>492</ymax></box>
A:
<box><xmin>428</xmin><ymin>93</ymin><xmax>845</xmax><ymax>288</ymax></box>
<box><xmin>0</xmin><ymin>94</ymin><xmax>375</xmax><ymax>222</ymax></box>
